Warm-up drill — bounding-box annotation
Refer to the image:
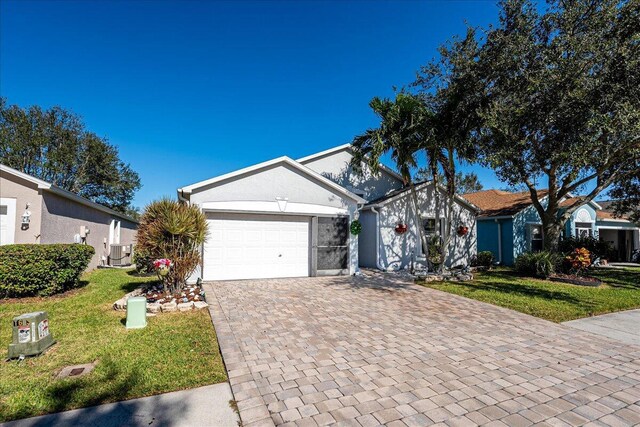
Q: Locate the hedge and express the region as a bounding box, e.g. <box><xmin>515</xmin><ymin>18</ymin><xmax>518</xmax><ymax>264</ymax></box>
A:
<box><xmin>0</xmin><ymin>244</ymin><xmax>95</xmax><ymax>297</ymax></box>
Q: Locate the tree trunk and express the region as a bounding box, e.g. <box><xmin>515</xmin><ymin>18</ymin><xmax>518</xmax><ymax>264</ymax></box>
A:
<box><xmin>542</xmin><ymin>218</ymin><xmax>562</xmax><ymax>253</ymax></box>
<box><xmin>440</xmin><ymin>149</ymin><xmax>456</xmax><ymax>272</ymax></box>
<box><xmin>409</xmin><ymin>181</ymin><xmax>429</xmax><ymax>267</ymax></box>
<box><xmin>432</xmin><ymin>171</ymin><xmax>441</xmax><ymax>273</ymax></box>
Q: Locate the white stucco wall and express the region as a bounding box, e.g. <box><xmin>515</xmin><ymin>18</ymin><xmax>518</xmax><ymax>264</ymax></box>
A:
<box><xmin>374</xmin><ymin>185</ymin><xmax>477</xmax><ymax>270</ymax></box>
<box><xmin>301</xmin><ymin>149</ymin><xmax>403</xmax><ymax>202</ymax></box>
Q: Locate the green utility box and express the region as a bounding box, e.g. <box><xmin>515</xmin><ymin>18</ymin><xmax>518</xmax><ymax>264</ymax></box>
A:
<box><xmin>126</xmin><ymin>297</ymin><xmax>147</xmax><ymax>329</ymax></box>
<box><xmin>8</xmin><ymin>311</ymin><xmax>55</xmax><ymax>359</ymax></box>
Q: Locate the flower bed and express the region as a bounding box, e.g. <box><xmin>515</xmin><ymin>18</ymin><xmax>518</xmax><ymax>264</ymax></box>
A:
<box><xmin>549</xmin><ymin>273</ymin><xmax>602</xmax><ymax>287</ymax></box>
<box><xmin>113</xmin><ymin>283</ymin><xmax>209</xmax><ymax>313</ymax></box>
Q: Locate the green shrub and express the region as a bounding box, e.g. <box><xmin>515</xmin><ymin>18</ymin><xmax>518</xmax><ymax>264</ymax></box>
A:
<box><xmin>132</xmin><ymin>248</ymin><xmax>154</xmax><ymax>274</ymax></box>
<box><xmin>515</xmin><ymin>251</ymin><xmax>563</xmax><ymax>279</ymax></box>
<box><xmin>0</xmin><ymin>244</ymin><xmax>94</xmax><ymax>297</ymax></box>
<box><xmin>558</xmin><ymin>236</ymin><xmax>614</xmax><ymax>259</ymax></box>
<box><xmin>472</xmin><ymin>251</ymin><xmax>495</xmax><ymax>267</ymax></box>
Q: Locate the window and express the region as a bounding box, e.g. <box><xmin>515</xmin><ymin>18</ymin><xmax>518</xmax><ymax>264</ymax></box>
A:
<box><xmin>574</xmin><ymin>222</ymin><xmax>593</xmax><ymax>238</ymax></box>
<box><xmin>420</xmin><ymin>218</ymin><xmax>444</xmax><ymax>255</ymax></box>
<box><xmin>529</xmin><ymin>224</ymin><xmax>543</xmax><ymax>252</ymax></box>
<box><xmin>423</xmin><ymin>218</ymin><xmax>438</xmax><ymax>236</ymax></box>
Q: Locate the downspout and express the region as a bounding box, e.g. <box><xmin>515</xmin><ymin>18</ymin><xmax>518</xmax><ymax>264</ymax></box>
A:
<box><xmin>370</xmin><ymin>206</ymin><xmax>386</xmax><ymax>271</ymax></box>
<box><xmin>498</xmin><ymin>222</ymin><xmax>502</xmax><ymax>264</ymax></box>
<box><xmin>177</xmin><ymin>189</ymin><xmax>189</xmax><ymax>204</ymax></box>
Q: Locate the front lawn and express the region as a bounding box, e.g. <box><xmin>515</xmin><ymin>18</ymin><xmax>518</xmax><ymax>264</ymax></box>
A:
<box><xmin>0</xmin><ymin>268</ymin><xmax>226</xmax><ymax>423</ymax></box>
<box><xmin>419</xmin><ymin>266</ymin><xmax>640</xmax><ymax>323</ymax></box>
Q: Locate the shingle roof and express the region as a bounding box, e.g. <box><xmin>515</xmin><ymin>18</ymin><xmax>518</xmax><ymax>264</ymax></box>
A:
<box><xmin>594</xmin><ymin>200</ymin><xmax>633</xmax><ymax>221</ymax></box>
<box><xmin>463</xmin><ymin>189</ymin><xmax>549</xmax><ymax>218</ymax></box>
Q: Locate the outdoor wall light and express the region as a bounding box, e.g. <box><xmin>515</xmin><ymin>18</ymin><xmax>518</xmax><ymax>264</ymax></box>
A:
<box><xmin>21</xmin><ymin>203</ymin><xmax>31</xmax><ymax>230</ymax></box>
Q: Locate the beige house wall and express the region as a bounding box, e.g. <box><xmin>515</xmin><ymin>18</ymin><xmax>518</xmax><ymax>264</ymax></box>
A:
<box><xmin>40</xmin><ymin>192</ymin><xmax>137</xmax><ymax>270</ymax></box>
<box><xmin>0</xmin><ymin>172</ymin><xmax>43</xmax><ymax>244</ymax></box>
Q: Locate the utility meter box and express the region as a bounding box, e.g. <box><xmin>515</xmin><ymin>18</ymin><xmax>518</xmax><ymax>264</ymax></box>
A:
<box><xmin>8</xmin><ymin>312</ymin><xmax>55</xmax><ymax>359</ymax></box>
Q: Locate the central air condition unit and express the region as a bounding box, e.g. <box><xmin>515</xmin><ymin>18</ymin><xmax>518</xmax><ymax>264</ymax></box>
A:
<box><xmin>109</xmin><ymin>244</ymin><xmax>133</xmax><ymax>267</ymax></box>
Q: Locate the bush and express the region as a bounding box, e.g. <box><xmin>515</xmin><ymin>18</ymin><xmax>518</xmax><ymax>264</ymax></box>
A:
<box><xmin>135</xmin><ymin>199</ymin><xmax>208</xmax><ymax>292</ymax></box>
<box><xmin>132</xmin><ymin>248</ymin><xmax>154</xmax><ymax>274</ymax></box>
<box><xmin>515</xmin><ymin>251</ymin><xmax>563</xmax><ymax>279</ymax></box>
<box><xmin>0</xmin><ymin>244</ymin><xmax>94</xmax><ymax>297</ymax></box>
<box><xmin>472</xmin><ymin>251</ymin><xmax>494</xmax><ymax>267</ymax></box>
<box><xmin>563</xmin><ymin>247</ymin><xmax>592</xmax><ymax>276</ymax></box>
<box><xmin>558</xmin><ymin>236</ymin><xmax>614</xmax><ymax>259</ymax></box>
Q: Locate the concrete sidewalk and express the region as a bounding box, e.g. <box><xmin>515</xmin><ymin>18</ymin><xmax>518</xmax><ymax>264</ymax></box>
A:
<box><xmin>1</xmin><ymin>383</ymin><xmax>239</xmax><ymax>427</ymax></box>
<box><xmin>563</xmin><ymin>309</ymin><xmax>640</xmax><ymax>346</ymax></box>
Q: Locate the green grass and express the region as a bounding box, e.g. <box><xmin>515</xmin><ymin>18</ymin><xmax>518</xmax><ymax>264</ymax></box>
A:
<box><xmin>419</xmin><ymin>266</ymin><xmax>640</xmax><ymax>323</ymax></box>
<box><xmin>0</xmin><ymin>268</ymin><xmax>226</xmax><ymax>422</ymax></box>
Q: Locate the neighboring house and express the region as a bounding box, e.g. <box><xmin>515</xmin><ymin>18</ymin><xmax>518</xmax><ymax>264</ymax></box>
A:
<box><xmin>0</xmin><ymin>164</ymin><xmax>137</xmax><ymax>270</ymax></box>
<box><xmin>177</xmin><ymin>144</ymin><xmax>478</xmax><ymax>281</ymax></box>
<box><xmin>465</xmin><ymin>189</ymin><xmax>640</xmax><ymax>265</ymax></box>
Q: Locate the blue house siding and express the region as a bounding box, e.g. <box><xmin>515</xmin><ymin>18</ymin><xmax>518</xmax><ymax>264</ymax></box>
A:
<box><xmin>477</xmin><ymin>218</ymin><xmax>514</xmax><ymax>265</ymax></box>
<box><xmin>564</xmin><ymin>205</ymin><xmax>597</xmax><ymax>238</ymax></box>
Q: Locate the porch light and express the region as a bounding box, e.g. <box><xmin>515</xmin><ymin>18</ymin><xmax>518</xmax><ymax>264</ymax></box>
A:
<box><xmin>21</xmin><ymin>204</ymin><xmax>31</xmax><ymax>229</ymax></box>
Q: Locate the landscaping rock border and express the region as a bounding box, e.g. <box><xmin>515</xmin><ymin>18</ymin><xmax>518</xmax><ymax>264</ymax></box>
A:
<box><xmin>113</xmin><ymin>288</ymin><xmax>209</xmax><ymax>313</ymax></box>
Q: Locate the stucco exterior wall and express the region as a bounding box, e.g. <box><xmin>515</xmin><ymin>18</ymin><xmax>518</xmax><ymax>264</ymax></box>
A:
<box><xmin>375</xmin><ymin>185</ymin><xmax>477</xmax><ymax>270</ymax></box>
<box><xmin>189</xmin><ymin>163</ymin><xmax>357</xmax><ymax>210</ymax></box>
<box><xmin>40</xmin><ymin>192</ymin><xmax>137</xmax><ymax>270</ymax></box>
<box><xmin>301</xmin><ymin>149</ymin><xmax>403</xmax><ymax>202</ymax></box>
<box><xmin>0</xmin><ymin>172</ymin><xmax>43</xmax><ymax>244</ymax></box>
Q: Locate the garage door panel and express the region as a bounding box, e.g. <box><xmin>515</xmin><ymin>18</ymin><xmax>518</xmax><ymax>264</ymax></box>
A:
<box><xmin>203</xmin><ymin>214</ymin><xmax>310</xmax><ymax>281</ymax></box>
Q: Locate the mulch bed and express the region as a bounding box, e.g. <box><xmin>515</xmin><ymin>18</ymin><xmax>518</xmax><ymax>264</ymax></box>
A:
<box><xmin>549</xmin><ymin>273</ymin><xmax>603</xmax><ymax>287</ymax></box>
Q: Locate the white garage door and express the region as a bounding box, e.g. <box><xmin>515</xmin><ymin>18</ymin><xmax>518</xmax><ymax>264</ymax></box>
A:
<box><xmin>203</xmin><ymin>214</ymin><xmax>310</xmax><ymax>281</ymax></box>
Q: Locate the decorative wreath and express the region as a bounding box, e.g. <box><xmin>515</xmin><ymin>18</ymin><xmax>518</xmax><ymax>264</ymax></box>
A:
<box><xmin>457</xmin><ymin>225</ymin><xmax>469</xmax><ymax>236</ymax></box>
<box><xmin>395</xmin><ymin>223</ymin><xmax>408</xmax><ymax>234</ymax></box>
<box><xmin>350</xmin><ymin>219</ymin><xmax>362</xmax><ymax>236</ymax></box>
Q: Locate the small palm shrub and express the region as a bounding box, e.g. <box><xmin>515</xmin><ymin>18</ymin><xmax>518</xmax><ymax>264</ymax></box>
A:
<box><xmin>136</xmin><ymin>199</ymin><xmax>208</xmax><ymax>292</ymax></box>
<box><xmin>472</xmin><ymin>251</ymin><xmax>494</xmax><ymax>268</ymax></box>
<box><xmin>515</xmin><ymin>251</ymin><xmax>563</xmax><ymax>279</ymax></box>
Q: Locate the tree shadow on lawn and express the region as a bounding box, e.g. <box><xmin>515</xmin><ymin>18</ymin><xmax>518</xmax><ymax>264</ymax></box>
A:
<box><xmin>118</xmin><ymin>281</ymin><xmax>146</xmax><ymax>294</ymax></box>
<box><xmin>6</xmin><ymin>356</ymin><xmax>192</xmax><ymax>427</ymax></box>
<box><xmin>453</xmin><ymin>273</ymin><xmax>586</xmax><ymax>306</ymax></box>
<box><xmin>589</xmin><ymin>269</ymin><xmax>640</xmax><ymax>290</ymax></box>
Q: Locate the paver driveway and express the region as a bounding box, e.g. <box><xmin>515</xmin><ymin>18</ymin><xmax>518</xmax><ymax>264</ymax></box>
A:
<box><xmin>203</xmin><ymin>275</ymin><xmax>640</xmax><ymax>426</ymax></box>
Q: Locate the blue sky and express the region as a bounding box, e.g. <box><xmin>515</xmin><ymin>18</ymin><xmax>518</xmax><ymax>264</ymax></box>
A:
<box><xmin>2</xmin><ymin>0</ymin><xmax>504</xmax><ymax>208</ymax></box>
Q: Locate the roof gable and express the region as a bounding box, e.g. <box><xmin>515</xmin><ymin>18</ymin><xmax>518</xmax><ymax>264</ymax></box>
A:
<box><xmin>178</xmin><ymin>156</ymin><xmax>367</xmax><ymax>204</ymax></box>
<box><xmin>366</xmin><ymin>180</ymin><xmax>480</xmax><ymax>213</ymax></box>
<box><xmin>297</xmin><ymin>144</ymin><xmax>404</xmax><ymax>182</ymax></box>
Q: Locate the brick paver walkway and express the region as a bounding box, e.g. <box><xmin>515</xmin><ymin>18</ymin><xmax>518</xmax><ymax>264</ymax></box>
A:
<box><xmin>203</xmin><ymin>275</ymin><xmax>640</xmax><ymax>426</ymax></box>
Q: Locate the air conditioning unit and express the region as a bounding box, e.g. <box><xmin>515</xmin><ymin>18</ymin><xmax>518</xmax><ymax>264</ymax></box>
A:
<box><xmin>109</xmin><ymin>244</ymin><xmax>133</xmax><ymax>267</ymax></box>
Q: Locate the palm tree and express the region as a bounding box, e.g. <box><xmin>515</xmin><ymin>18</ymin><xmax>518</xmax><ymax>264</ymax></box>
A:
<box><xmin>351</xmin><ymin>93</ymin><xmax>434</xmax><ymax>267</ymax></box>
